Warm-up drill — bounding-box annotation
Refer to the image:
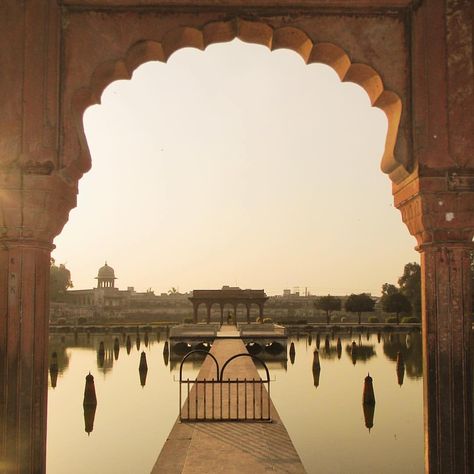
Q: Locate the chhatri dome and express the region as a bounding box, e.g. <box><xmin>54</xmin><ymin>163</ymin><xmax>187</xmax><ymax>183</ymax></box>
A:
<box><xmin>95</xmin><ymin>262</ymin><xmax>117</xmax><ymax>288</ymax></box>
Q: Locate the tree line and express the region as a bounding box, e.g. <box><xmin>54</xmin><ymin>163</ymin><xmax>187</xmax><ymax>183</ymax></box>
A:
<box><xmin>315</xmin><ymin>262</ymin><xmax>422</xmax><ymax>324</ymax></box>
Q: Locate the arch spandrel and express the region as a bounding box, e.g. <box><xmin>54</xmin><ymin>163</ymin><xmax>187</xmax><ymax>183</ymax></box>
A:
<box><xmin>60</xmin><ymin>13</ymin><xmax>411</xmax><ymax>185</ymax></box>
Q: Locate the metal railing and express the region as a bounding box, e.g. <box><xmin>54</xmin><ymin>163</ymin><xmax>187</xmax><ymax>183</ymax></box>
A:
<box><xmin>179</xmin><ymin>351</ymin><xmax>271</xmax><ymax>422</ymax></box>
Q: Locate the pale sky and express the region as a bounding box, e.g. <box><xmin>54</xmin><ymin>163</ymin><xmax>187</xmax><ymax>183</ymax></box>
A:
<box><xmin>52</xmin><ymin>39</ymin><xmax>418</xmax><ymax>296</ymax></box>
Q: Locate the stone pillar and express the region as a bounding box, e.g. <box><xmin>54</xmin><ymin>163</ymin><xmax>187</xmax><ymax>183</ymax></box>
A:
<box><xmin>418</xmin><ymin>242</ymin><xmax>473</xmax><ymax>473</ymax></box>
<box><xmin>206</xmin><ymin>304</ymin><xmax>211</xmax><ymax>324</ymax></box>
<box><xmin>193</xmin><ymin>303</ymin><xmax>198</xmax><ymax>323</ymax></box>
<box><xmin>259</xmin><ymin>304</ymin><xmax>264</xmax><ymax>319</ymax></box>
<box><xmin>395</xmin><ymin>179</ymin><xmax>474</xmax><ymax>474</ymax></box>
<box><xmin>233</xmin><ymin>304</ymin><xmax>238</xmax><ymax>324</ymax></box>
<box><xmin>246</xmin><ymin>304</ymin><xmax>250</xmax><ymax>324</ymax></box>
<box><xmin>0</xmin><ymin>241</ymin><xmax>52</xmax><ymax>473</ymax></box>
<box><xmin>220</xmin><ymin>305</ymin><xmax>224</xmax><ymax>325</ymax></box>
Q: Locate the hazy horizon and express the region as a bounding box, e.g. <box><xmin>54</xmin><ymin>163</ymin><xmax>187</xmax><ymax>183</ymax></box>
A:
<box><xmin>52</xmin><ymin>39</ymin><xmax>418</xmax><ymax>296</ymax></box>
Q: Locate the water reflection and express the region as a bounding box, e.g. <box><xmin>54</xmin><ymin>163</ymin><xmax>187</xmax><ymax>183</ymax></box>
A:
<box><xmin>50</xmin><ymin>352</ymin><xmax>59</xmax><ymax>389</ymax></box>
<box><xmin>83</xmin><ymin>373</ymin><xmax>98</xmax><ymax>436</ymax></box>
<box><xmin>396</xmin><ymin>351</ymin><xmax>405</xmax><ymax>386</ymax></box>
<box><xmin>363</xmin><ymin>402</ymin><xmax>375</xmax><ymax>432</ymax></box>
<box><xmin>312</xmin><ymin>365</ymin><xmax>321</xmax><ymax>388</ymax></box>
<box><xmin>362</xmin><ymin>375</ymin><xmax>376</xmax><ymax>431</ymax></box>
<box><xmin>289</xmin><ymin>342</ymin><xmax>295</xmax><ymax>365</ymax></box>
<box><xmin>312</xmin><ymin>349</ymin><xmax>321</xmax><ymax>388</ymax></box>
<box><xmin>346</xmin><ymin>341</ymin><xmax>376</xmax><ymax>365</ymax></box>
<box><xmin>336</xmin><ymin>337</ymin><xmax>342</xmax><ymax>359</ymax></box>
<box><xmin>47</xmin><ymin>343</ymin><xmax>71</xmax><ymax>377</ymax></box>
<box><xmin>83</xmin><ymin>405</ymin><xmax>97</xmax><ymax>436</ymax></box>
<box><xmin>139</xmin><ymin>352</ymin><xmax>148</xmax><ymax>387</ymax></box>
<box><xmin>383</xmin><ymin>332</ymin><xmax>423</xmax><ymax>379</ymax></box>
<box><xmin>324</xmin><ymin>334</ymin><xmax>330</xmax><ymax>353</ymax></box>
<box><xmin>114</xmin><ymin>338</ymin><xmax>120</xmax><ymax>361</ymax></box>
<box><xmin>42</xmin><ymin>329</ymin><xmax>426</xmax><ymax>474</ymax></box>
<box><xmin>97</xmin><ymin>342</ymin><xmax>105</xmax><ymax>368</ymax></box>
<box><xmin>163</xmin><ymin>341</ymin><xmax>169</xmax><ymax>366</ymax></box>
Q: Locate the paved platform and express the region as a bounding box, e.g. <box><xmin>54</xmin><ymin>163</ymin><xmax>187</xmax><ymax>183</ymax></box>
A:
<box><xmin>152</xmin><ymin>329</ymin><xmax>305</xmax><ymax>473</ymax></box>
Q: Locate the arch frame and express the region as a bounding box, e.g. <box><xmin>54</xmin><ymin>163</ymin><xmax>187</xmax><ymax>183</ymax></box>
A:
<box><xmin>1</xmin><ymin>2</ymin><xmax>473</xmax><ymax>473</ymax></box>
<box><xmin>60</xmin><ymin>12</ymin><xmax>411</xmax><ymax>186</ymax></box>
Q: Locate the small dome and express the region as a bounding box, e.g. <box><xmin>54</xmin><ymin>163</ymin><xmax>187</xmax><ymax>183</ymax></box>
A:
<box><xmin>96</xmin><ymin>262</ymin><xmax>116</xmax><ymax>279</ymax></box>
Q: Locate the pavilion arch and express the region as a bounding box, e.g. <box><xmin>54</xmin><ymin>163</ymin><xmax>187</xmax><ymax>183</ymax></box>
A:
<box><xmin>195</xmin><ymin>302</ymin><xmax>207</xmax><ymax>322</ymax></box>
<box><xmin>64</xmin><ymin>19</ymin><xmax>405</xmax><ymax>186</ymax></box>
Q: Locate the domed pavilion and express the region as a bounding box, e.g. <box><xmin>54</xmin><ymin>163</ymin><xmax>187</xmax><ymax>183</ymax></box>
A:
<box><xmin>95</xmin><ymin>262</ymin><xmax>117</xmax><ymax>289</ymax></box>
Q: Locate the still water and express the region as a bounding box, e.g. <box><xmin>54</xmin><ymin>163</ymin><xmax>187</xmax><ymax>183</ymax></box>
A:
<box><xmin>47</xmin><ymin>329</ymin><xmax>423</xmax><ymax>473</ymax></box>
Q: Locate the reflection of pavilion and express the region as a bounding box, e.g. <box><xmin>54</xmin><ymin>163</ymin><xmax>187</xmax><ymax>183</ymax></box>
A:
<box><xmin>188</xmin><ymin>286</ymin><xmax>269</xmax><ymax>324</ymax></box>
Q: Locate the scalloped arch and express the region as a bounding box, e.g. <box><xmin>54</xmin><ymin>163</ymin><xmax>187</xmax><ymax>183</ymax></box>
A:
<box><xmin>68</xmin><ymin>18</ymin><xmax>405</xmax><ymax>182</ymax></box>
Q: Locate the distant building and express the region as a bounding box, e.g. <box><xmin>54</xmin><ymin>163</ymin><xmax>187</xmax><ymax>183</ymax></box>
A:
<box><xmin>66</xmin><ymin>262</ymin><xmax>129</xmax><ymax>309</ymax></box>
<box><xmin>189</xmin><ymin>286</ymin><xmax>268</xmax><ymax>323</ymax></box>
<box><xmin>51</xmin><ymin>262</ymin><xmax>192</xmax><ymax>324</ymax></box>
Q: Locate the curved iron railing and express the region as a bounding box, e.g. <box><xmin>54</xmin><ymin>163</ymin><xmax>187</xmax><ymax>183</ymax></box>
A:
<box><xmin>179</xmin><ymin>350</ymin><xmax>220</xmax><ymax>381</ymax></box>
<box><xmin>178</xmin><ymin>351</ymin><xmax>272</xmax><ymax>422</ymax></box>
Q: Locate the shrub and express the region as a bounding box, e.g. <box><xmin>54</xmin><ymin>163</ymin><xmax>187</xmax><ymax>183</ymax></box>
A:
<box><xmin>183</xmin><ymin>317</ymin><xmax>193</xmax><ymax>324</ymax></box>
<box><xmin>256</xmin><ymin>317</ymin><xmax>262</xmax><ymax>323</ymax></box>
<box><xmin>385</xmin><ymin>316</ymin><xmax>397</xmax><ymax>324</ymax></box>
<box><xmin>401</xmin><ymin>316</ymin><xmax>420</xmax><ymax>324</ymax></box>
<box><xmin>340</xmin><ymin>316</ymin><xmax>346</xmax><ymax>323</ymax></box>
<box><xmin>263</xmin><ymin>317</ymin><xmax>273</xmax><ymax>324</ymax></box>
<box><xmin>368</xmin><ymin>316</ymin><xmax>379</xmax><ymax>323</ymax></box>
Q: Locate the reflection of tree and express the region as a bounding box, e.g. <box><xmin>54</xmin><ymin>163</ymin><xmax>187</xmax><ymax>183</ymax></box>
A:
<box><xmin>382</xmin><ymin>331</ymin><xmax>422</xmax><ymax>379</ymax></box>
<box><xmin>318</xmin><ymin>346</ymin><xmax>339</xmax><ymax>360</ymax></box>
<box><xmin>344</xmin><ymin>343</ymin><xmax>376</xmax><ymax>363</ymax></box>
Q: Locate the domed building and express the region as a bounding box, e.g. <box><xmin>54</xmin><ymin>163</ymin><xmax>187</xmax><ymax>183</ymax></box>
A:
<box><xmin>64</xmin><ymin>262</ymin><xmax>127</xmax><ymax>313</ymax></box>
<box><xmin>95</xmin><ymin>262</ymin><xmax>116</xmax><ymax>289</ymax></box>
<box><xmin>55</xmin><ymin>261</ymin><xmax>190</xmax><ymax>324</ymax></box>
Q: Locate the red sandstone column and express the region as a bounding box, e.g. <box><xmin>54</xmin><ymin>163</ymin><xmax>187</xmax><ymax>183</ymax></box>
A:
<box><xmin>0</xmin><ymin>241</ymin><xmax>52</xmax><ymax>473</ymax></box>
<box><xmin>418</xmin><ymin>243</ymin><xmax>473</xmax><ymax>473</ymax></box>
<box><xmin>395</xmin><ymin>181</ymin><xmax>474</xmax><ymax>474</ymax></box>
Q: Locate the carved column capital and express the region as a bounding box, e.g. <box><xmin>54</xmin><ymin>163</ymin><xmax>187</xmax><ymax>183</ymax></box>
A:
<box><xmin>394</xmin><ymin>174</ymin><xmax>474</xmax><ymax>246</ymax></box>
<box><xmin>0</xmin><ymin>168</ymin><xmax>77</xmax><ymax>246</ymax></box>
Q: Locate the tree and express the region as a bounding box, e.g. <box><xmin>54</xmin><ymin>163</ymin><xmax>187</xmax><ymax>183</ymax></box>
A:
<box><xmin>50</xmin><ymin>259</ymin><xmax>73</xmax><ymax>301</ymax></box>
<box><xmin>398</xmin><ymin>262</ymin><xmax>421</xmax><ymax>318</ymax></box>
<box><xmin>315</xmin><ymin>295</ymin><xmax>341</xmax><ymax>324</ymax></box>
<box><xmin>344</xmin><ymin>293</ymin><xmax>375</xmax><ymax>324</ymax></box>
<box><xmin>381</xmin><ymin>291</ymin><xmax>411</xmax><ymax>324</ymax></box>
<box><xmin>381</xmin><ymin>283</ymin><xmax>398</xmax><ymax>297</ymax></box>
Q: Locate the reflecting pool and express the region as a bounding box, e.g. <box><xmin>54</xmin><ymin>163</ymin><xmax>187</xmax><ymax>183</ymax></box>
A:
<box><xmin>46</xmin><ymin>329</ymin><xmax>423</xmax><ymax>473</ymax></box>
